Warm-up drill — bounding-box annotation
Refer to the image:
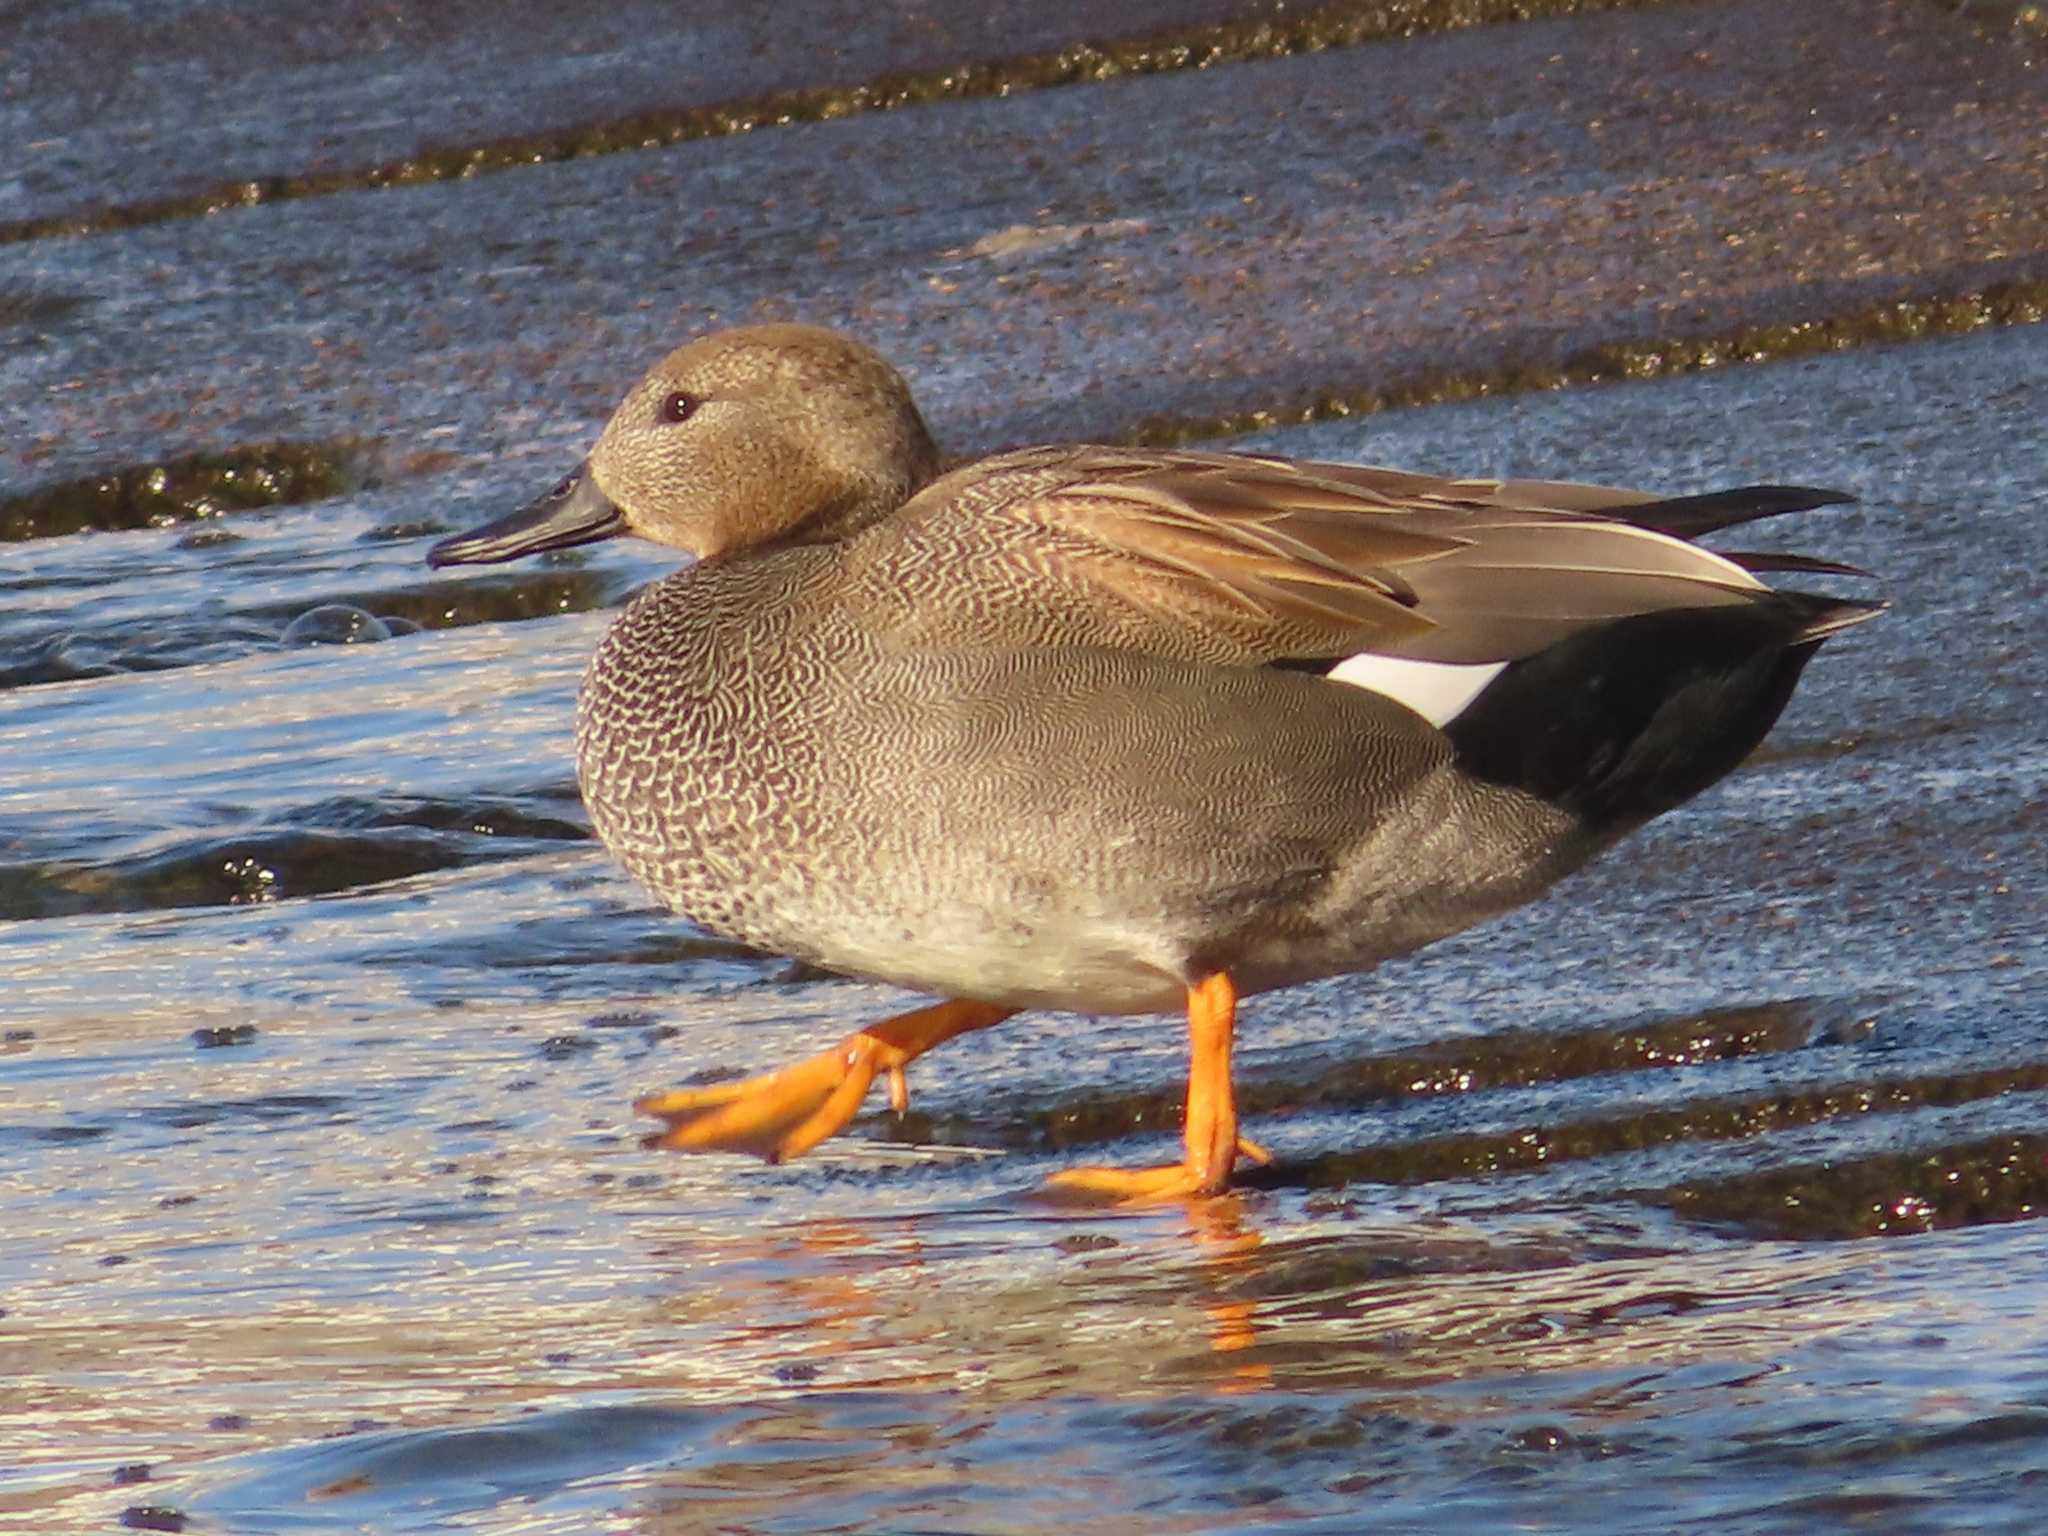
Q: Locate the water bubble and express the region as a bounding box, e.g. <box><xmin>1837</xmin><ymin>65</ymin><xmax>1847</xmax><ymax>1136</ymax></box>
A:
<box><xmin>280</xmin><ymin>604</ymin><xmax>394</xmax><ymax>646</ymax></box>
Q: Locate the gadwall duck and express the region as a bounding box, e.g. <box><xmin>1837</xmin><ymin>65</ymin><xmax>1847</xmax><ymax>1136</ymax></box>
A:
<box><xmin>428</xmin><ymin>323</ymin><xmax>1881</xmax><ymax>1200</ymax></box>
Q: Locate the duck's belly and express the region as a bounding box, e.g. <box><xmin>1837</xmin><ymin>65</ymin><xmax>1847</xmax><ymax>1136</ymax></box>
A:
<box><xmin>763</xmin><ymin>846</ymin><xmax>1584</xmax><ymax>1017</ymax></box>
<box><xmin>606</xmin><ymin>791</ymin><xmax>1583</xmax><ymax>1017</ymax></box>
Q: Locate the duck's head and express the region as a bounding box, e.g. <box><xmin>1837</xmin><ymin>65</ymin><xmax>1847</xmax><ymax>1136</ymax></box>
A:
<box><xmin>428</xmin><ymin>324</ymin><xmax>941</xmax><ymax>569</ymax></box>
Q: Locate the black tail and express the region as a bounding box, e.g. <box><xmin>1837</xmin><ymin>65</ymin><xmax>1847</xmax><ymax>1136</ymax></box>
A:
<box><xmin>1443</xmin><ymin>591</ymin><xmax>1877</xmax><ymax>832</ymax></box>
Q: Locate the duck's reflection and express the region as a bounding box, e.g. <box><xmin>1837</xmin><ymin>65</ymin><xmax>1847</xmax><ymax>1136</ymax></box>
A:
<box><xmin>1182</xmin><ymin>1198</ymin><xmax>1273</xmax><ymax>1390</ymax></box>
<box><xmin>639</xmin><ymin>1194</ymin><xmax>1291</xmax><ymax>1402</ymax></box>
<box><xmin>636</xmin><ymin>1187</ymin><xmax>1909</xmax><ymax>1416</ymax></box>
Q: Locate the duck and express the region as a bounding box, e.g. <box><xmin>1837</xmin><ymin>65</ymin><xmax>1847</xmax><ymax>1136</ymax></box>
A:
<box><xmin>427</xmin><ymin>323</ymin><xmax>1882</xmax><ymax>1201</ymax></box>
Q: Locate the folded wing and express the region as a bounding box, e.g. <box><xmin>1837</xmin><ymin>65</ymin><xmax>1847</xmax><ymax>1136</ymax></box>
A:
<box><xmin>859</xmin><ymin>445</ymin><xmax>1859</xmax><ymax>668</ymax></box>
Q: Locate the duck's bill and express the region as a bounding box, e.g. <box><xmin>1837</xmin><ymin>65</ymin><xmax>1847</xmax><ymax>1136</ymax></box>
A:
<box><xmin>427</xmin><ymin>465</ymin><xmax>625</xmax><ymax>567</ymax></box>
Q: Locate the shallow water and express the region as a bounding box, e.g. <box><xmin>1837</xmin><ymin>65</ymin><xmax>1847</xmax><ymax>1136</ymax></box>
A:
<box><xmin>3</xmin><ymin>324</ymin><xmax>2044</xmax><ymax>1533</ymax></box>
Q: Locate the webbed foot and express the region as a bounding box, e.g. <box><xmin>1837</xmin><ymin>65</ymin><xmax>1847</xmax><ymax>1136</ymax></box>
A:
<box><xmin>636</xmin><ymin>998</ymin><xmax>1015</xmax><ymax>1161</ymax></box>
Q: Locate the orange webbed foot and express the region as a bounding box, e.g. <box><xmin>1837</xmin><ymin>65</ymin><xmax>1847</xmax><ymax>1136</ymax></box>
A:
<box><xmin>1043</xmin><ymin>1138</ymin><xmax>1271</xmax><ymax>1205</ymax></box>
<box><xmin>636</xmin><ymin>999</ymin><xmax>1016</xmax><ymax>1163</ymax></box>
<box><xmin>636</xmin><ymin>1040</ymin><xmax>889</xmax><ymax>1161</ymax></box>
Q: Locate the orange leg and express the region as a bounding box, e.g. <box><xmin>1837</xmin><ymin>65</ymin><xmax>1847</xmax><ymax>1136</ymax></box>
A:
<box><xmin>636</xmin><ymin>998</ymin><xmax>1016</xmax><ymax>1161</ymax></box>
<box><xmin>1046</xmin><ymin>972</ymin><xmax>1266</xmax><ymax>1202</ymax></box>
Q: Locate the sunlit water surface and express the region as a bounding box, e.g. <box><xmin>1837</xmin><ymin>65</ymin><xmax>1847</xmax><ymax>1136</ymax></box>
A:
<box><xmin>3</xmin><ymin>332</ymin><xmax>2044</xmax><ymax>1533</ymax></box>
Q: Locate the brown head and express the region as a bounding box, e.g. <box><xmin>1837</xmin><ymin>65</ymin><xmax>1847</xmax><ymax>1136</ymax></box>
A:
<box><xmin>428</xmin><ymin>324</ymin><xmax>943</xmax><ymax>568</ymax></box>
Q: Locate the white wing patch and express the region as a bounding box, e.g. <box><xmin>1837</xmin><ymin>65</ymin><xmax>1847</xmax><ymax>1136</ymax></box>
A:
<box><xmin>1327</xmin><ymin>653</ymin><xmax>1508</xmax><ymax>727</ymax></box>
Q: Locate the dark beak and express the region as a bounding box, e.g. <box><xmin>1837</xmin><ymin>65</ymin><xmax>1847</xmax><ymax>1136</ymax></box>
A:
<box><xmin>427</xmin><ymin>464</ymin><xmax>625</xmax><ymax>567</ymax></box>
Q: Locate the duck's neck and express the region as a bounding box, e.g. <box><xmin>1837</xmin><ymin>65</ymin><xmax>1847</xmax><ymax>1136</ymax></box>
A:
<box><xmin>790</xmin><ymin>416</ymin><xmax>945</xmax><ymax>548</ymax></box>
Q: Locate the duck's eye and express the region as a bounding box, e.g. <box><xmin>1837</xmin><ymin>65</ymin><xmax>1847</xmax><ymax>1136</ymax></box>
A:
<box><xmin>659</xmin><ymin>391</ymin><xmax>701</xmax><ymax>423</ymax></box>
